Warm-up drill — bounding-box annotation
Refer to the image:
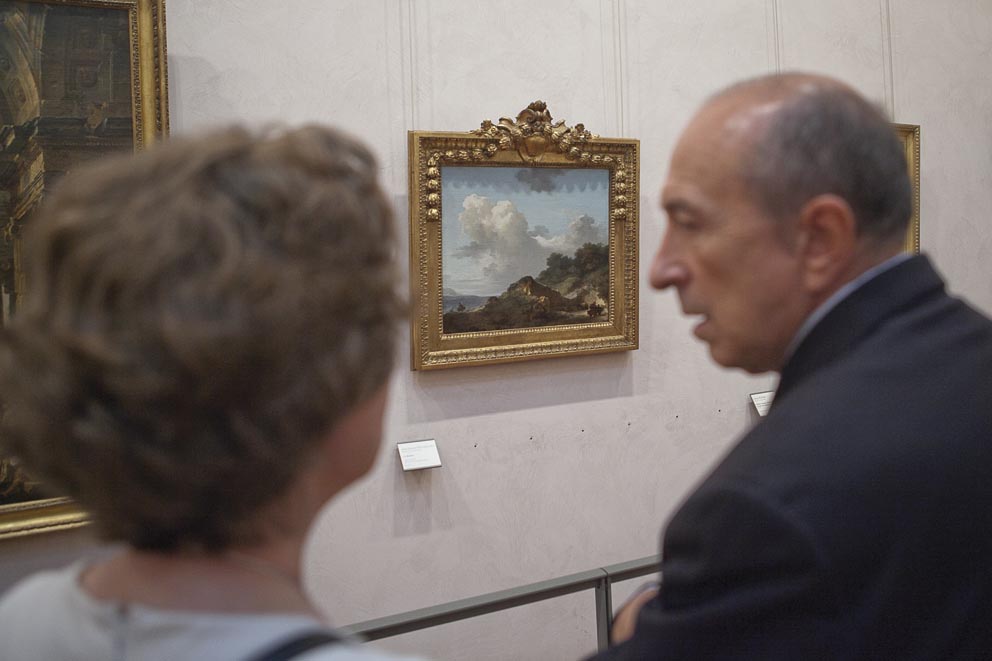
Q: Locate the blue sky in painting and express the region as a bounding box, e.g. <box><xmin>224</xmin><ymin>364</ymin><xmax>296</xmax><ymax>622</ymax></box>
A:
<box><xmin>441</xmin><ymin>166</ymin><xmax>610</xmax><ymax>297</ymax></box>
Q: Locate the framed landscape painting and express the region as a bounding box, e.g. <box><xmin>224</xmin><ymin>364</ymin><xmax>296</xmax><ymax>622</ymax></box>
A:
<box><xmin>0</xmin><ymin>0</ymin><xmax>169</xmax><ymax>539</ymax></box>
<box><xmin>409</xmin><ymin>102</ymin><xmax>639</xmax><ymax>370</ymax></box>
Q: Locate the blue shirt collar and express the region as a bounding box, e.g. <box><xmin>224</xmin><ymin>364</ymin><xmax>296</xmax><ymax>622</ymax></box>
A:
<box><xmin>783</xmin><ymin>252</ymin><xmax>913</xmax><ymax>362</ymax></box>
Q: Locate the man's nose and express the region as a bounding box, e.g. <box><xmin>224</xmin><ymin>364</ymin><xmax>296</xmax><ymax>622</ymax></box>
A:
<box><xmin>649</xmin><ymin>234</ymin><xmax>688</xmax><ymax>290</ymax></box>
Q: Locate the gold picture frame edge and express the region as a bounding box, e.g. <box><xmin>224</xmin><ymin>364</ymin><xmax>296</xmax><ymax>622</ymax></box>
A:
<box><xmin>408</xmin><ymin>105</ymin><xmax>639</xmax><ymax>370</ymax></box>
<box><xmin>0</xmin><ymin>0</ymin><xmax>169</xmax><ymax>542</ymax></box>
<box><xmin>0</xmin><ymin>498</ymin><xmax>89</xmax><ymax>540</ymax></box>
<box><xmin>893</xmin><ymin>122</ymin><xmax>921</xmax><ymax>254</ymax></box>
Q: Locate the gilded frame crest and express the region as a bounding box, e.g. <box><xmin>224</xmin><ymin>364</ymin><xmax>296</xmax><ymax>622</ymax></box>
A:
<box><xmin>894</xmin><ymin>123</ymin><xmax>921</xmax><ymax>253</ymax></box>
<box><xmin>0</xmin><ymin>0</ymin><xmax>169</xmax><ymax>540</ymax></box>
<box><xmin>409</xmin><ymin>102</ymin><xmax>639</xmax><ymax>370</ymax></box>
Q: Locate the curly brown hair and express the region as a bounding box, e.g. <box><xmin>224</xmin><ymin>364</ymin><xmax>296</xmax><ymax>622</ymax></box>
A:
<box><xmin>0</xmin><ymin>125</ymin><xmax>403</xmax><ymax>551</ymax></box>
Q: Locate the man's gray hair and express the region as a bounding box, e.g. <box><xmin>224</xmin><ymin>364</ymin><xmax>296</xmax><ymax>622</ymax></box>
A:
<box><xmin>733</xmin><ymin>76</ymin><xmax>912</xmax><ymax>244</ymax></box>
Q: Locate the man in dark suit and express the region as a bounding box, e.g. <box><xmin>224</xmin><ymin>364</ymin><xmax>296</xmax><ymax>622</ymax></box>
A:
<box><xmin>589</xmin><ymin>73</ymin><xmax>992</xmax><ymax>659</ymax></box>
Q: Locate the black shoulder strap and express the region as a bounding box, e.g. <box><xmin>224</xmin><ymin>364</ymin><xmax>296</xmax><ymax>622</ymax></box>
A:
<box><xmin>244</xmin><ymin>629</ymin><xmax>342</xmax><ymax>661</ymax></box>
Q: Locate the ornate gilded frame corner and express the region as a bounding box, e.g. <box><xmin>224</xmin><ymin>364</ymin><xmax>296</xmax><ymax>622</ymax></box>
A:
<box><xmin>0</xmin><ymin>0</ymin><xmax>169</xmax><ymax>541</ymax></box>
<box><xmin>894</xmin><ymin>123</ymin><xmax>921</xmax><ymax>254</ymax></box>
<box><xmin>408</xmin><ymin>102</ymin><xmax>639</xmax><ymax>370</ymax></box>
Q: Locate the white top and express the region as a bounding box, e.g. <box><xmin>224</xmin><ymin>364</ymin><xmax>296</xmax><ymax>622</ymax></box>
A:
<box><xmin>0</xmin><ymin>563</ymin><xmax>425</xmax><ymax>661</ymax></box>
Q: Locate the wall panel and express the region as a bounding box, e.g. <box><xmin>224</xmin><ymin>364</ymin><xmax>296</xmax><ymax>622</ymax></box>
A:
<box><xmin>889</xmin><ymin>0</ymin><xmax>992</xmax><ymax>314</ymax></box>
<box><xmin>624</xmin><ymin>0</ymin><xmax>771</xmax><ymax>191</ymax></box>
<box><xmin>776</xmin><ymin>0</ymin><xmax>888</xmax><ymax>102</ymax></box>
<box><xmin>407</xmin><ymin>0</ymin><xmax>616</xmax><ymax>135</ymax></box>
<box><xmin>166</xmin><ymin>0</ymin><xmax>407</xmax><ymax>187</ymax></box>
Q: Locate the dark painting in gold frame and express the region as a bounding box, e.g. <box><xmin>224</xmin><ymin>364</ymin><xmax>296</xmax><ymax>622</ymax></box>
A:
<box><xmin>0</xmin><ymin>0</ymin><xmax>169</xmax><ymax>540</ymax></box>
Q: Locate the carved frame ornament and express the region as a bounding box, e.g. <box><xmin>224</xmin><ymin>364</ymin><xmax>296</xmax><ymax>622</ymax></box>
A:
<box><xmin>0</xmin><ymin>0</ymin><xmax>169</xmax><ymax>541</ymax></box>
<box><xmin>409</xmin><ymin>102</ymin><xmax>639</xmax><ymax>370</ymax></box>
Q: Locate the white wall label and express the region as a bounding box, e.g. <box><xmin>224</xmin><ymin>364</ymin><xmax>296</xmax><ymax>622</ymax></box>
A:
<box><xmin>749</xmin><ymin>390</ymin><xmax>775</xmax><ymax>417</ymax></box>
<box><xmin>398</xmin><ymin>439</ymin><xmax>442</xmax><ymax>471</ymax></box>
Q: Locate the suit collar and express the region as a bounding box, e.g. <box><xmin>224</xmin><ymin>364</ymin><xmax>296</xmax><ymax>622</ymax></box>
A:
<box><xmin>774</xmin><ymin>255</ymin><xmax>945</xmax><ymax>405</ymax></box>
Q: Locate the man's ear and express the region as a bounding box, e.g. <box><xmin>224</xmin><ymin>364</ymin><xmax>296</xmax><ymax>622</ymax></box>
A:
<box><xmin>795</xmin><ymin>194</ymin><xmax>858</xmax><ymax>294</ymax></box>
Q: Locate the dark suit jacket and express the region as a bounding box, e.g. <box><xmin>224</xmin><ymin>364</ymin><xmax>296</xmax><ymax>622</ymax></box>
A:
<box><xmin>591</xmin><ymin>256</ymin><xmax>992</xmax><ymax>660</ymax></box>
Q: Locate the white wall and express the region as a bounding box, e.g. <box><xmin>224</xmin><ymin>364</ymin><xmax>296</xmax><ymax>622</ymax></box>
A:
<box><xmin>3</xmin><ymin>2</ymin><xmax>991</xmax><ymax>660</ymax></box>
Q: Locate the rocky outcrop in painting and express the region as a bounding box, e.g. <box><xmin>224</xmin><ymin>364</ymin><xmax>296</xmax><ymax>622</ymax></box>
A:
<box><xmin>443</xmin><ymin>242</ymin><xmax>609</xmax><ymax>333</ymax></box>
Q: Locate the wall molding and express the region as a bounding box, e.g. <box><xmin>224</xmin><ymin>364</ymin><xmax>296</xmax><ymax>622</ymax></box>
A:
<box><xmin>404</xmin><ymin>0</ymin><xmax>420</xmax><ymax>130</ymax></box>
<box><xmin>767</xmin><ymin>0</ymin><xmax>783</xmax><ymax>72</ymax></box>
<box><xmin>598</xmin><ymin>0</ymin><xmax>628</xmax><ymax>137</ymax></box>
<box><xmin>880</xmin><ymin>0</ymin><xmax>896</xmax><ymax>117</ymax></box>
<box><xmin>613</xmin><ymin>0</ymin><xmax>630</xmax><ymax>136</ymax></box>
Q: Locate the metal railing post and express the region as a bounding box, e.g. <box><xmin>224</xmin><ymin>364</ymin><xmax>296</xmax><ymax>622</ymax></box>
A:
<box><xmin>594</xmin><ymin>571</ymin><xmax>613</xmax><ymax>651</ymax></box>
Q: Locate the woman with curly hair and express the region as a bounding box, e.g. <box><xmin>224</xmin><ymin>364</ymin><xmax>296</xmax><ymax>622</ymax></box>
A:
<box><xmin>0</xmin><ymin>125</ymin><xmax>424</xmax><ymax>661</ymax></box>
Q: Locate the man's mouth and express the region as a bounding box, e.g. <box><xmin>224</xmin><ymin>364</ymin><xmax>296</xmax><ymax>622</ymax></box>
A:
<box><xmin>691</xmin><ymin>314</ymin><xmax>710</xmax><ymax>337</ymax></box>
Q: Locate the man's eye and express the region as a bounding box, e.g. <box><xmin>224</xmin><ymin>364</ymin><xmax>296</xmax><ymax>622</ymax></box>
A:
<box><xmin>669</xmin><ymin>214</ymin><xmax>698</xmax><ymax>230</ymax></box>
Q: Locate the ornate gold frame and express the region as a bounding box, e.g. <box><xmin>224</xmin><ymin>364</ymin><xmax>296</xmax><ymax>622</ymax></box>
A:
<box><xmin>0</xmin><ymin>0</ymin><xmax>169</xmax><ymax>541</ymax></box>
<box><xmin>895</xmin><ymin>123</ymin><xmax>921</xmax><ymax>253</ymax></box>
<box><xmin>409</xmin><ymin>102</ymin><xmax>639</xmax><ymax>370</ymax></box>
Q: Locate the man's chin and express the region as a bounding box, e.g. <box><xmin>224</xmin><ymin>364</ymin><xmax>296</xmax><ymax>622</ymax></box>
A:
<box><xmin>707</xmin><ymin>344</ymin><xmax>774</xmax><ymax>374</ymax></box>
<box><xmin>707</xmin><ymin>346</ymin><xmax>736</xmax><ymax>369</ymax></box>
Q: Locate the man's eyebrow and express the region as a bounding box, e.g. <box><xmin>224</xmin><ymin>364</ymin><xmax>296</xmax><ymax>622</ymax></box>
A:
<box><xmin>661</xmin><ymin>198</ymin><xmax>698</xmax><ymax>215</ymax></box>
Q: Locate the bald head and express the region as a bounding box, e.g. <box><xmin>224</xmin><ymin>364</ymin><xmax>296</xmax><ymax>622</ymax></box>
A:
<box><xmin>693</xmin><ymin>73</ymin><xmax>912</xmax><ymax>247</ymax></box>
<box><xmin>711</xmin><ymin>71</ymin><xmax>853</xmax><ymax>105</ymax></box>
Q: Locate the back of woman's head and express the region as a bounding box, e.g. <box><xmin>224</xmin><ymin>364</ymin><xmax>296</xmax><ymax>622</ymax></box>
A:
<box><xmin>0</xmin><ymin>125</ymin><xmax>403</xmax><ymax>551</ymax></box>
